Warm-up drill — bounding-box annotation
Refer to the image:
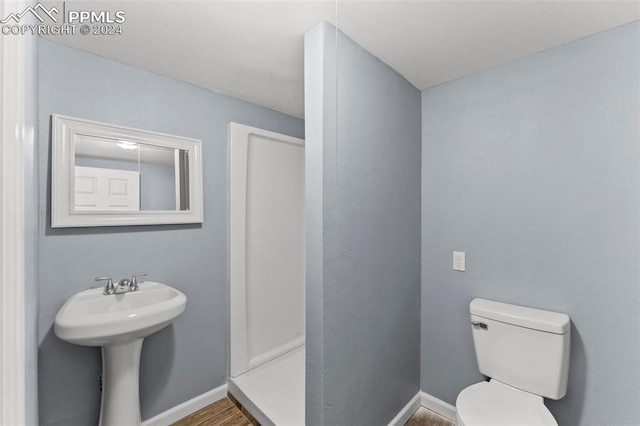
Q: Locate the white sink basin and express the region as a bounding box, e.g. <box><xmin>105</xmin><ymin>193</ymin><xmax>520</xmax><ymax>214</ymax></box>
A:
<box><xmin>54</xmin><ymin>281</ymin><xmax>187</xmax><ymax>426</ymax></box>
<box><xmin>55</xmin><ymin>281</ymin><xmax>186</xmax><ymax>346</ymax></box>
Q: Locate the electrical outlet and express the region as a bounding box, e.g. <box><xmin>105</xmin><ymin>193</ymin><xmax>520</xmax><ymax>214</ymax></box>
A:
<box><xmin>453</xmin><ymin>251</ymin><xmax>466</xmax><ymax>272</ymax></box>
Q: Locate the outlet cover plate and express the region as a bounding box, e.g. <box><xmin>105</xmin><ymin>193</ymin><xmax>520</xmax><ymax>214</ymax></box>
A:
<box><xmin>453</xmin><ymin>251</ymin><xmax>466</xmax><ymax>272</ymax></box>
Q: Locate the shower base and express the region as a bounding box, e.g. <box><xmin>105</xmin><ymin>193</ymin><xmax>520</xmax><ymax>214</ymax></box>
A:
<box><xmin>228</xmin><ymin>345</ymin><xmax>305</xmax><ymax>426</ymax></box>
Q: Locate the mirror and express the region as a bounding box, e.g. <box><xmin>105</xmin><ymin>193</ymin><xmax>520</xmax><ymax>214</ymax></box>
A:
<box><xmin>52</xmin><ymin>114</ymin><xmax>203</xmax><ymax>227</ymax></box>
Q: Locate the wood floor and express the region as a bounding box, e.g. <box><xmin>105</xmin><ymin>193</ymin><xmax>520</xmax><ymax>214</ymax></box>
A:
<box><xmin>172</xmin><ymin>397</ymin><xmax>252</xmax><ymax>426</ymax></box>
<box><xmin>172</xmin><ymin>396</ymin><xmax>454</xmax><ymax>426</ymax></box>
<box><xmin>405</xmin><ymin>407</ymin><xmax>454</xmax><ymax>426</ymax></box>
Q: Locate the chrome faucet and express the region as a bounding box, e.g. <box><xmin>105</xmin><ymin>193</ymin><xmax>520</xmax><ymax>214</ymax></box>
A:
<box><xmin>95</xmin><ymin>272</ymin><xmax>147</xmax><ymax>295</ymax></box>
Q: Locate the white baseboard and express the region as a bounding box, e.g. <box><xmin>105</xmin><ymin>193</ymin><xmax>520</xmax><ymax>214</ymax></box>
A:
<box><xmin>421</xmin><ymin>392</ymin><xmax>457</xmax><ymax>421</ymax></box>
<box><xmin>140</xmin><ymin>385</ymin><xmax>456</xmax><ymax>426</ymax></box>
<box><xmin>388</xmin><ymin>392</ymin><xmax>422</xmax><ymax>426</ymax></box>
<box><xmin>142</xmin><ymin>383</ymin><xmax>228</xmax><ymax>426</ymax></box>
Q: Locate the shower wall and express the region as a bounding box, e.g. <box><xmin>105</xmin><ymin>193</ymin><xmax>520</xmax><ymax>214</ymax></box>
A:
<box><xmin>229</xmin><ymin>123</ymin><xmax>305</xmax><ymax>377</ymax></box>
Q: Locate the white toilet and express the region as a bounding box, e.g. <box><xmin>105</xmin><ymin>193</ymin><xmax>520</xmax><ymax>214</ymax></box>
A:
<box><xmin>456</xmin><ymin>298</ymin><xmax>570</xmax><ymax>426</ymax></box>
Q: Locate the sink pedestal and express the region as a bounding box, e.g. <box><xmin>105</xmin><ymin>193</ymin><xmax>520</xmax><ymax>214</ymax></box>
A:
<box><xmin>54</xmin><ymin>282</ymin><xmax>186</xmax><ymax>426</ymax></box>
<box><xmin>100</xmin><ymin>338</ymin><xmax>143</xmax><ymax>426</ymax></box>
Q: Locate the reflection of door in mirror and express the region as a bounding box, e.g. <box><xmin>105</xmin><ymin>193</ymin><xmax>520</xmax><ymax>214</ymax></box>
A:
<box><xmin>74</xmin><ymin>166</ymin><xmax>140</xmax><ymax>211</ymax></box>
<box><xmin>74</xmin><ymin>134</ymin><xmax>141</xmax><ymax>211</ymax></box>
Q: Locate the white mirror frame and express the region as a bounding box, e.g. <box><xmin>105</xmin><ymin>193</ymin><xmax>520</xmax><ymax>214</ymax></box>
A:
<box><xmin>51</xmin><ymin>114</ymin><xmax>204</xmax><ymax>227</ymax></box>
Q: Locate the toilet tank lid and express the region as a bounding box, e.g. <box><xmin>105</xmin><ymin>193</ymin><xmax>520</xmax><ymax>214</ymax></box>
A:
<box><xmin>470</xmin><ymin>299</ymin><xmax>570</xmax><ymax>334</ymax></box>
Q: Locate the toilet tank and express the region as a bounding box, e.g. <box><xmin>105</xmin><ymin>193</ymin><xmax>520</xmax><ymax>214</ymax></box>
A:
<box><xmin>470</xmin><ymin>298</ymin><xmax>570</xmax><ymax>400</ymax></box>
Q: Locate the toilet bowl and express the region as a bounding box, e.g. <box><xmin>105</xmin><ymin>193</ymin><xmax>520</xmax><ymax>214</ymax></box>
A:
<box><xmin>455</xmin><ymin>298</ymin><xmax>570</xmax><ymax>426</ymax></box>
<box><xmin>456</xmin><ymin>381</ymin><xmax>557</xmax><ymax>426</ymax></box>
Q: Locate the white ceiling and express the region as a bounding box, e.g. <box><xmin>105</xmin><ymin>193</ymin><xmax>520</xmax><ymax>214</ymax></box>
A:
<box><xmin>42</xmin><ymin>1</ymin><xmax>640</xmax><ymax>118</ymax></box>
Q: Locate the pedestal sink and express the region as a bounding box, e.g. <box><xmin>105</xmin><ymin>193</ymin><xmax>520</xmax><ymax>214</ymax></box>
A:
<box><xmin>54</xmin><ymin>282</ymin><xmax>187</xmax><ymax>426</ymax></box>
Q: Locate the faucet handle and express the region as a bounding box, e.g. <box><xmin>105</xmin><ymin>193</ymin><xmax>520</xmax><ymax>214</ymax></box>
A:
<box><xmin>130</xmin><ymin>272</ymin><xmax>147</xmax><ymax>290</ymax></box>
<box><xmin>95</xmin><ymin>277</ymin><xmax>114</xmax><ymax>295</ymax></box>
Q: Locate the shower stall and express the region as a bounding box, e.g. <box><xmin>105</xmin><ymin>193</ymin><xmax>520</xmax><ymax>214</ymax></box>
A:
<box><xmin>228</xmin><ymin>123</ymin><xmax>305</xmax><ymax>425</ymax></box>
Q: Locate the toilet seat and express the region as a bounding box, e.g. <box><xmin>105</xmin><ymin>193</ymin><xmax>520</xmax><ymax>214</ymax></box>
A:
<box><xmin>456</xmin><ymin>380</ymin><xmax>557</xmax><ymax>426</ymax></box>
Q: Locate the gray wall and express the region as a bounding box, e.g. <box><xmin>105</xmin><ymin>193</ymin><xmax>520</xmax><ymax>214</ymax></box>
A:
<box><xmin>38</xmin><ymin>39</ymin><xmax>304</xmax><ymax>426</ymax></box>
<box><xmin>421</xmin><ymin>22</ymin><xmax>640</xmax><ymax>426</ymax></box>
<box><xmin>305</xmin><ymin>22</ymin><xmax>421</xmax><ymax>425</ymax></box>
